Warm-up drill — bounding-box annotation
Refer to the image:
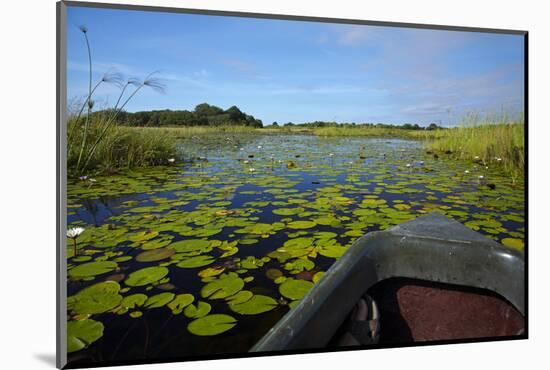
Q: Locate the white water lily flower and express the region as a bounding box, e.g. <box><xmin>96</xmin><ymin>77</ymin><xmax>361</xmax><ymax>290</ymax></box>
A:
<box><xmin>479</xmin><ymin>175</ymin><xmax>485</xmax><ymax>179</ymax></box>
<box><xmin>496</xmin><ymin>157</ymin><xmax>502</xmax><ymax>161</ymax></box>
<box><xmin>257</xmin><ymin>145</ymin><xmax>262</xmax><ymax>149</ymax></box>
<box><xmin>249</xmin><ymin>168</ymin><xmax>256</xmax><ymax>172</ymax></box>
<box><xmin>474</xmin><ymin>156</ymin><xmax>480</xmax><ymax>160</ymax></box>
<box><xmin>240</xmin><ymin>148</ymin><xmax>244</xmax><ymax>151</ymax></box>
<box><xmin>243</xmin><ymin>160</ymin><xmax>250</xmax><ymax>164</ymax></box>
<box><xmin>329</xmin><ymin>153</ymin><xmax>334</xmax><ymax>157</ymax></box>
<box><xmin>464</xmin><ymin>170</ymin><xmax>470</xmax><ymax>174</ymax></box>
<box><xmin>67</xmin><ymin>227</ymin><xmax>85</xmax><ymax>238</ymax></box>
<box><xmin>419</xmin><ymin>161</ymin><xmax>424</xmax><ymax>165</ymax></box>
<box><xmin>406</xmin><ymin>163</ymin><xmax>412</xmax><ymax>168</ymax></box>
<box><xmin>168</xmin><ymin>158</ymin><xmax>175</xmax><ymax>163</ymax></box>
<box><xmin>88</xmin><ymin>178</ymin><xmax>97</xmax><ymax>183</ymax></box>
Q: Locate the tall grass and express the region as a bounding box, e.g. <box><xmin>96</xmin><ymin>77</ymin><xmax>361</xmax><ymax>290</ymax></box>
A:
<box><xmin>426</xmin><ymin>115</ymin><xmax>524</xmax><ymax>180</ymax></box>
<box><xmin>312</xmin><ymin>126</ymin><xmax>441</xmax><ymax>139</ymax></box>
<box><xmin>68</xmin><ymin>26</ymin><xmax>166</xmax><ymax>176</ymax></box>
<box><xmin>68</xmin><ymin>121</ymin><xmax>178</xmax><ymax>174</ymax></box>
<box><xmin>150</xmin><ymin>125</ymin><xmax>260</xmax><ymax>139</ymax></box>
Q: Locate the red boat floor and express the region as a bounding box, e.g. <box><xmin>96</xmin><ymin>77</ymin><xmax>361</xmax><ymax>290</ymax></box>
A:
<box><xmin>367</xmin><ymin>278</ymin><xmax>524</xmax><ymax>343</ymax></box>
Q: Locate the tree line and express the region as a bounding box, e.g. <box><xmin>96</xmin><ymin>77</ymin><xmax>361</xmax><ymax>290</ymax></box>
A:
<box><xmin>271</xmin><ymin>121</ymin><xmax>444</xmax><ymax>130</ymax></box>
<box><xmin>95</xmin><ymin>103</ymin><xmax>264</xmax><ymax>128</ymax></box>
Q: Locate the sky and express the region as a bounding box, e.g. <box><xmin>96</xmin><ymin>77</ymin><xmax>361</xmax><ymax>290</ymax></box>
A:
<box><xmin>66</xmin><ymin>6</ymin><xmax>525</xmax><ymax>126</ymax></box>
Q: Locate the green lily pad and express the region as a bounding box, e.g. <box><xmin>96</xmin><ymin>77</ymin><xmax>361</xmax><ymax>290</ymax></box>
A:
<box><xmin>501</xmin><ymin>238</ymin><xmax>524</xmax><ymax>250</ymax></box>
<box><xmin>187</xmin><ymin>314</ymin><xmax>237</xmax><ymax>336</ymax></box>
<box><xmin>225</xmin><ymin>290</ymin><xmax>253</xmax><ymax>305</ymax></box>
<box><xmin>120</xmin><ymin>294</ymin><xmax>147</xmax><ymax>309</ymax></box>
<box><xmin>125</xmin><ymin>266</ymin><xmax>169</xmax><ymax>287</ymax></box>
<box><xmin>184</xmin><ymin>301</ymin><xmax>211</xmax><ymax>318</ymax></box>
<box><xmin>273</xmin><ymin>207</ymin><xmax>304</xmax><ymax>216</ymax></box>
<box><xmin>136</xmin><ymin>248</ymin><xmax>175</xmax><ymax>262</ymax></box>
<box><xmin>144</xmin><ymin>292</ymin><xmax>175</xmax><ymax>309</ymax></box>
<box><xmin>170</xmin><ymin>239</ymin><xmax>212</xmax><ymax>254</ymax></box>
<box><xmin>68</xmin><ymin>281</ymin><xmax>123</xmax><ymax>315</ymax></box>
<box><xmin>201</xmin><ymin>273</ymin><xmax>245</xmax><ymax>299</ymax></box>
<box><xmin>287</xmin><ymin>220</ymin><xmax>317</xmax><ymax>229</ymax></box>
<box><xmin>279</xmin><ymin>279</ymin><xmax>314</xmax><ymax>300</ymax></box>
<box><xmin>229</xmin><ymin>295</ymin><xmax>278</xmax><ymax>315</ymax></box>
<box><xmin>167</xmin><ymin>294</ymin><xmax>195</xmax><ymax>314</ymax></box>
<box><xmin>177</xmin><ymin>255</ymin><xmax>215</xmax><ymax>268</ymax></box>
<box><xmin>67</xmin><ymin>319</ymin><xmax>104</xmax><ymax>353</ymax></box>
<box><xmin>69</xmin><ymin>261</ymin><xmax>118</xmax><ymax>278</ymax></box>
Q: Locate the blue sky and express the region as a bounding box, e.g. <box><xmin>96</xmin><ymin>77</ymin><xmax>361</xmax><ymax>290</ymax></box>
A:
<box><xmin>67</xmin><ymin>6</ymin><xmax>524</xmax><ymax>126</ymax></box>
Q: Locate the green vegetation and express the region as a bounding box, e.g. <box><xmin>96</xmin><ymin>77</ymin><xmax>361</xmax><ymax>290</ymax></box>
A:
<box><xmin>426</xmin><ymin>120</ymin><xmax>524</xmax><ymax>179</ymax></box>
<box><xmin>104</xmin><ymin>103</ymin><xmax>263</xmax><ymax>128</ymax></box>
<box><xmin>67</xmin><ymin>26</ymin><xmax>172</xmax><ymax>176</ymax></box>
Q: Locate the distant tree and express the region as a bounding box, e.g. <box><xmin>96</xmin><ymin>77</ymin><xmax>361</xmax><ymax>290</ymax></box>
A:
<box><xmin>426</xmin><ymin>123</ymin><xmax>440</xmax><ymax>130</ymax></box>
<box><xmin>194</xmin><ymin>103</ymin><xmax>224</xmax><ymax>117</ymax></box>
<box><xmin>272</xmin><ymin>121</ymin><xmax>279</xmax><ymax>127</ymax></box>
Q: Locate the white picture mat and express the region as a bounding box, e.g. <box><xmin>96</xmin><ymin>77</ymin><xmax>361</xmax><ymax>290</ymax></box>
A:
<box><xmin>1</xmin><ymin>0</ymin><xmax>546</xmax><ymax>369</ymax></box>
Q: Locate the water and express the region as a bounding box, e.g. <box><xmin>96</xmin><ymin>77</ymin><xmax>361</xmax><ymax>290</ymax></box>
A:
<box><xmin>66</xmin><ymin>134</ymin><xmax>524</xmax><ymax>366</ymax></box>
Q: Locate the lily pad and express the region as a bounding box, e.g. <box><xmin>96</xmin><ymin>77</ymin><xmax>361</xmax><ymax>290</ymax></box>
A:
<box><xmin>201</xmin><ymin>273</ymin><xmax>245</xmax><ymax>299</ymax></box>
<box><xmin>120</xmin><ymin>294</ymin><xmax>147</xmax><ymax>309</ymax></box>
<box><xmin>187</xmin><ymin>314</ymin><xmax>237</xmax><ymax>336</ymax></box>
<box><xmin>287</xmin><ymin>220</ymin><xmax>317</xmax><ymax>229</ymax></box>
<box><xmin>167</xmin><ymin>294</ymin><xmax>195</xmax><ymax>314</ymax></box>
<box><xmin>141</xmin><ymin>292</ymin><xmax>173</xmax><ymax>308</ymax></box>
<box><xmin>225</xmin><ymin>290</ymin><xmax>253</xmax><ymax>305</ymax></box>
<box><xmin>69</xmin><ymin>261</ymin><xmax>118</xmax><ymax>278</ymax></box>
<box><xmin>68</xmin><ymin>281</ymin><xmax>123</xmax><ymax>315</ymax></box>
<box><xmin>229</xmin><ymin>295</ymin><xmax>279</xmax><ymax>315</ymax></box>
<box><xmin>279</xmin><ymin>279</ymin><xmax>314</xmax><ymax>300</ymax></box>
<box><xmin>501</xmin><ymin>238</ymin><xmax>524</xmax><ymax>250</ymax></box>
<box><xmin>125</xmin><ymin>266</ymin><xmax>169</xmax><ymax>287</ymax></box>
<box><xmin>184</xmin><ymin>301</ymin><xmax>212</xmax><ymax>318</ymax></box>
<box><xmin>67</xmin><ymin>319</ymin><xmax>104</xmax><ymax>353</ymax></box>
<box><xmin>136</xmin><ymin>248</ymin><xmax>175</xmax><ymax>262</ymax></box>
<box><xmin>177</xmin><ymin>255</ymin><xmax>215</xmax><ymax>268</ymax></box>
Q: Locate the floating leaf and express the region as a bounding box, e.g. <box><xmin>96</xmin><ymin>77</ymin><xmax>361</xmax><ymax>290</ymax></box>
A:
<box><xmin>312</xmin><ymin>271</ymin><xmax>325</xmax><ymax>284</ymax></box>
<box><xmin>167</xmin><ymin>294</ymin><xmax>195</xmax><ymax>314</ymax></box>
<box><xmin>177</xmin><ymin>255</ymin><xmax>215</xmax><ymax>268</ymax></box>
<box><xmin>125</xmin><ymin>266</ymin><xmax>169</xmax><ymax>287</ymax></box>
<box><xmin>501</xmin><ymin>238</ymin><xmax>524</xmax><ymax>250</ymax></box>
<box><xmin>201</xmin><ymin>273</ymin><xmax>245</xmax><ymax>299</ymax></box>
<box><xmin>287</xmin><ymin>220</ymin><xmax>317</xmax><ymax>229</ymax></box>
<box><xmin>120</xmin><ymin>294</ymin><xmax>147</xmax><ymax>309</ymax></box>
<box><xmin>67</xmin><ymin>319</ymin><xmax>104</xmax><ymax>353</ymax></box>
<box><xmin>184</xmin><ymin>301</ymin><xmax>211</xmax><ymax>318</ymax></box>
<box><xmin>144</xmin><ymin>292</ymin><xmax>175</xmax><ymax>309</ymax></box>
<box><xmin>198</xmin><ymin>266</ymin><xmax>226</xmax><ymax>278</ymax></box>
<box><xmin>68</xmin><ymin>281</ymin><xmax>123</xmax><ymax>315</ymax></box>
<box><xmin>266</xmin><ymin>268</ymin><xmax>283</xmax><ymax>280</ymax></box>
<box><xmin>136</xmin><ymin>248</ymin><xmax>175</xmax><ymax>262</ymax></box>
<box><xmin>130</xmin><ymin>311</ymin><xmax>143</xmax><ymax>318</ymax></box>
<box><xmin>225</xmin><ymin>290</ymin><xmax>253</xmax><ymax>305</ymax></box>
<box><xmin>279</xmin><ymin>279</ymin><xmax>314</xmax><ymax>300</ymax></box>
<box><xmin>273</xmin><ymin>207</ymin><xmax>304</xmax><ymax>216</ymax></box>
<box><xmin>229</xmin><ymin>295</ymin><xmax>278</xmax><ymax>315</ymax></box>
<box><xmin>69</xmin><ymin>261</ymin><xmax>118</xmax><ymax>278</ymax></box>
<box><xmin>170</xmin><ymin>239</ymin><xmax>212</xmax><ymax>254</ymax></box>
<box><xmin>187</xmin><ymin>314</ymin><xmax>237</xmax><ymax>336</ymax></box>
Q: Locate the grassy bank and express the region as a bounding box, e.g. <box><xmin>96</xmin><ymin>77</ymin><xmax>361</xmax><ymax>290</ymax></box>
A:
<box><xmin>311</xmin><ymin>126</ymin><xmax>440</xmax><ymax>138</ymax></box>
<box><xmin>426</xmin><ymin>121</ymin><xmax>524</xmax><ymax>179</ymax></box>
<box><xmin>68</xmin><ymin>122</ymin><xmax>178</xmax><ymax>175</ymax></box>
